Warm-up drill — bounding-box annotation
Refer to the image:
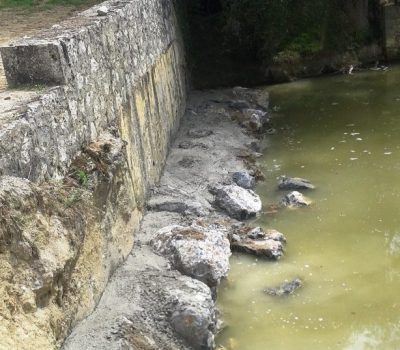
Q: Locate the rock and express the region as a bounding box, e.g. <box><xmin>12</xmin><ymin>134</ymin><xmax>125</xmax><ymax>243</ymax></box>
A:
<box><xmin>241</xmin><ymin>108</ymin><xmax>268</xmax><ymax>132</ymax></box>
<box><xmin>264</xmin><ymin>278</ymin><xmax>303</xmax><ymax>296</ymax></box>
<box><xmin>247</xmin><ymin>227</ymin><xmax>286</xmax><ymax>243</ymax></box>
<box><xmin>229</xmin><ymin>100</ymin><xmax>251</xmax><ymax>110</ymax></box>
<box><xmin>232</xmin><ymin>87</ymin><xmax>269</xmax><ymax>110</ymax></box>
<box><xmin>168</xmin><ymin>278</ymin><xmax>217</xmax><ymax>350</ymax></box>
<box><xmin>232</xmin><ymin>171</ymin><xmax>255</xmax><ymax>189</ymax></box>
<box><xmin>213</xmin><ymin>184</ymin><xmax>262</xmax><ymax>220</ymax></box>
<box><xmin>278</xmin><ymin>176</ymin><xmax>315</xmax><ymax>190</ymax></box>
<box><xmin>151</xmin><ymin>223</ymin><xmax>231</xmax><ymax>287</ymax></box>
<box><xmin>232</xmin><ymin>237</ymin><xmax>284</xmax><ymax>260</ymax></box>
<box><xmin>147</xmin><ymin>198</ymin><xmax>209</xmax><ymax>217</ymax></box>
<box><xmin>97</xmin><ymin>6</ymin><xmax>109</xmax><ymax>16</ymax></box>
<box><xmin>246</xmin><ymin>141</ymin><xmax>261</xmax><ymax>152</ymax></box>
<box><xmin>187</xmin><ymin>129</ymin><xmax>213</xmax><ymax>138</ymax></box>
<box><xmin>229</xmin><ymin>225</ymin><xmax>286</xmax><ymax>259</ymax></box>
<box><xmin>281</xmin><ymin>191</ymin><xmax>312</xmax><ymax>208</ymax></box>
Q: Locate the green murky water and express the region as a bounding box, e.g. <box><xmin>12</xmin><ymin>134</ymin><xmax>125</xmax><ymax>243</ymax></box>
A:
<box><xmin>217</xmin><ymin>68</ymin><xmax>400</xmax><ymax>350</ymax></box>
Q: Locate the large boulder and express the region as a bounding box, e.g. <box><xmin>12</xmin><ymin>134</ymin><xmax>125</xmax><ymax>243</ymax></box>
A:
<box><xmin>281</xmin><ymin>191</ymin><xmax>312</xmax><ymax>208</ymax></box>
<box><xmin>151</xmin><ymin>223</ymin><xmax>231</xmax><ymax>287</ymax></box>
<box><xmin>232</xmin><ymin>170</ymin><xmax>256</xmax><ymax>189</ymax></box>
<box><xmin>278</xmin><ymin>176</ymin><xmax>315</xmax><ymax>190</ymax></box>
<box><xmin>168</xmin><ymin>278</ymin><xmax>217</xmax><ymax>350</ymax></box>
<box><xmin>213</xmin><ymin>184</ymin><xmax>262</xmax><ymax>220</ymax></box>
<box><xmin>230</xmin><ymin>226</ymin><xmax>286</xmax><ymax>260</ymax></box>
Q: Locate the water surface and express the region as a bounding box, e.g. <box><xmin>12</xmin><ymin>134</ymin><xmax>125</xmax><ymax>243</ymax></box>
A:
<box><xmin>217</xmin><ymin>68</ymin><xmax>400</xmax><ymax>350</ymax></box>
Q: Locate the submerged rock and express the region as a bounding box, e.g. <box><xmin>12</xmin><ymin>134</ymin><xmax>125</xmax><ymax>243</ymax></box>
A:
<box><xmin>230</xmin><ymin>226</ymin><xmax>285</xmax><ymax>260</ymax></box>
<box><xmin>278</xmin><ymin>176</ymin><xmax>315</xmax><ymax>190</ymax></box>
<box><xmin>168</xmin><ymin>278</ymin><xmax>217</xmax><ymax>350</ymax></box>
<box><xmin>151</xmin><ymin>223</ymin><xmax>231</xmax><ymax>287</ymax></box>
<box><xmin>212</xmin><ymin>184</ymin><xmax>262</xmax><ymax>220</ymax></box>
<box><xmin>232</xmin><ymin>170</ymin><xmax>256</xmax><ymax>189</ymax></box>
<box><xmin>281</xmin><ymin>191</ymin><xmax>312</xmax><ymax>208</ymax></box>
<box><xmin>264</xmin><ymin>278</ymin><xmax>303</xmax><ymax>296</ymax></box>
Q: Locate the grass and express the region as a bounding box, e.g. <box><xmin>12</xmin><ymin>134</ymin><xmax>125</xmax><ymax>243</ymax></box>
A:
<box><xmin>0</xmin><ymin>0</ymin><xmax>98</xmax><ymax>9</ymax></box>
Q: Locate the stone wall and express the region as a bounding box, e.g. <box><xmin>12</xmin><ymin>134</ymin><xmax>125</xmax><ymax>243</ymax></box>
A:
<box><xmin>0</xmin><ymin>0</ymin><xmax>186</xmax><ymax>348</ymax></box>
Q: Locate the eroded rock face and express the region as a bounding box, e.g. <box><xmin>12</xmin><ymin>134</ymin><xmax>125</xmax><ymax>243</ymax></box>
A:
<box><xmin>281</xmin><ymin>191</ymin><xmax>312</xmax><ymax>208</ymax></box>
<box><xmin>168</xmin><ymin>278</ymin><xmax>217</xmax><ymax>350</ymax></box>
<box><xmin>232</xmin><ymin>170</ymin><xmax>256</xmax><ymax>189</ymax></box>
<box><xmin>230</xmin><ymin>226</ymin><xmax>286</xmax><ymax>260</ymax></box>
<box><xmin>213</xmin><ymin>184</ymin><xmax>262</xmax><ymax>220</ymax></box>
<box><xmin>278</xmin><ymin>176</ymin><xmax>315</xmax><ymax>190</ymax></box>
<box><xmin>151</xmin><ymin>223</ymin><xmax>231</xmax><ymax>287</ymax></box>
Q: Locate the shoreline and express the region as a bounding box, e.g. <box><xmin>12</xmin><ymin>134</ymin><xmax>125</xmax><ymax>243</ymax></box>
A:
<box><xmin>62</xmin><ymin>87</ymin><xmax>283</xmax><ymax>350</ymax></box>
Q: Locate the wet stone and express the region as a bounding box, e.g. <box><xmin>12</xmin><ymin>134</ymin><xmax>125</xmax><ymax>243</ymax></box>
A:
<box><xmin>264</xmin><ymin>278</ymin><xmax>303</xmax><ymax>296</ymax></box>
<box><xmin>278</xmin><ymin>176</ymin><xmax>315</xmax><ymax>190</ymax></box>
<box><xmin>229</xmin><ymin>225</ymin><xmax>286</xmax><ymax>260</ymax></box>
<box><xmin>281</xmin><ymin>191</ymin><xmax>312</xmax><ymax>208</ymax></box>
<box><xmin>232</xmin><ymin>170</ymin><xmax>256</xmax><ymax>189</ymax></box>
<box><xmin>213</xmin><ymin>184</ymin><xmax>262</xmax><ymax>220</ymax></box>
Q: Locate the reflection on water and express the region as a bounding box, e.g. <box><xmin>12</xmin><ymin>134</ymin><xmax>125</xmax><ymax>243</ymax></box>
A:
<box><xmin>217</xmin><ymin>67</ymin><xmax>400</xmax><ymax>349</ymax></box>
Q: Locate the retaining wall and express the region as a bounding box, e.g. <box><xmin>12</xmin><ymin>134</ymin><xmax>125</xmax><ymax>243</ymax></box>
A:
<box><xmin>0</xmin><ymin>0</ymin><xmax>187</xmax><ymax>348</ymax></box>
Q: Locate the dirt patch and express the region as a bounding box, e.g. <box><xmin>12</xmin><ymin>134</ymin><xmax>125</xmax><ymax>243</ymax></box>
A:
<box><xmin>0</xmin><ymin>2</ymin><xmax>100</xmax><ymax>92</ymax></box>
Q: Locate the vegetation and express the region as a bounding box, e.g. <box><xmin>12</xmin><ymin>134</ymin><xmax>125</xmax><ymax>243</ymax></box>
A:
<box><xmin>179</xmin><ymin>0</ymin><xmax>382</xmax><ymax>87</ymax></box>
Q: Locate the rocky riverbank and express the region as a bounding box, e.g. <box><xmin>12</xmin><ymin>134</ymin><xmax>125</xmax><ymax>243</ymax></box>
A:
<box><xmin>61</xmin><ymin>87</ymin><xmax>290</xmax><ymax>349</ymax></box>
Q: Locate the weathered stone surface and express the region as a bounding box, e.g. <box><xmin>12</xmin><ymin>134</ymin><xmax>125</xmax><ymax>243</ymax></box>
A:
<box><xmin>0</xmin><ymin>0</ymin><xmax>186</xmax><ymax>181</ymax></box>
<box><xmin>264</xmin><ymin>278</ymin><xmax>303</xmax><ymax>296</ymax></box>
<box><xmin>247</xmin><ymin>227</ymin><xmax>286</xmax><ymax>243</ymax></box>
<box><xmin>281</xmin><ymin>191</ymin><xmax>312</xmax><ymax>208</ymax></box>
<box><xmin>278</xmin><ymin>176</ymin><xmax>315</xmax><ymax>190</ymax></box>
<box><xmin>232</xmin><ymin>170</ymin><xmax>256</xmax><ymax>189</ymax></box>
<box><xmin>147</xmin><ymin>198</ymin><xmax>209</xmax><ymax>217</ymax></box>
<box><xmin>151</xmin><ymin>224</ymin><xmax>231</xmax><ymax>287</ymax></box>
<box><xmin>0</xmin><ymin>0</ymin><xmax>187</xmax><ymax>349</ymax></box>
<box><xmin>213</xmin><ymin>184</ymin><xmax>262</xmax><ymax>220</ymax></box>
<box><xmin>230</xmin><ymin>226</ymin><xmax>286</xmax><ymax>260</ymax></box>
<box><xmin>97</xmin><ymin>6</ymin><xmax>108</xmax><ymax>16</ymax></box>
<box><xmin>169</xmin><ymin>278</ymin><xmax>217</xmax><ymax>350</ymax></box>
